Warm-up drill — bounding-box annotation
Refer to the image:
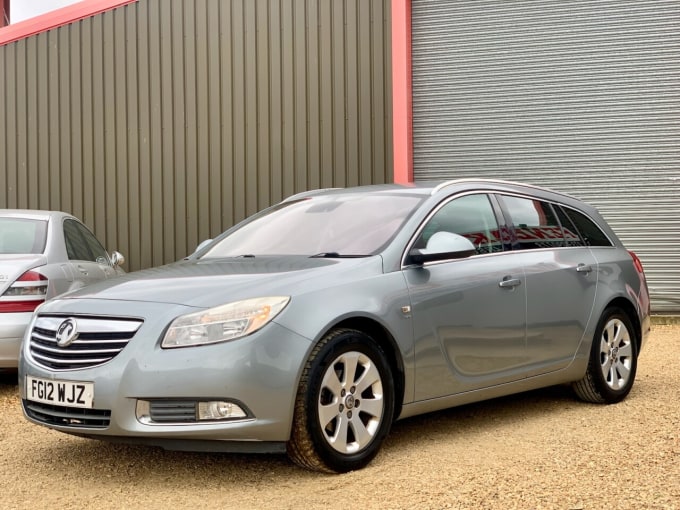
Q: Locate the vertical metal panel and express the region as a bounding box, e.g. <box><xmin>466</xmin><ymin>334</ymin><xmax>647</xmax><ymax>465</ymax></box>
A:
<box><xmin>0</xmin><ymin>0</ymin><xmax>392</xmax><ymax>272</ymax></box>
<box><xmin>411</xmin><ymin>0</ymin><xmax>680</xmax><ymax>312</ymax></box>
<box><xmin>0</xmin><ymin>48</ymin><xmax>5</xmax><ymax>199</ymax></box>
<box><xmin>15</xmin><ymin>38</ymin><xmax>26</xmax><ymax>205</ymax></box>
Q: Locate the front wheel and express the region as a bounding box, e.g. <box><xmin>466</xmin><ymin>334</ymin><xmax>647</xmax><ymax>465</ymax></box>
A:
<box><xmin>572</xmin><ymin>307</ymin><xmax>638</xmax><ymax>404</ymax></box>
<box><xmin>287</xmin><ymin>328</ymin><xmax>395</xmax><ymax>473</ymax></box>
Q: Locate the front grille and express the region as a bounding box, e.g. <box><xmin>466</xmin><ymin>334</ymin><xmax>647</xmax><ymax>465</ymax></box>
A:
<box><xmin>29</xmin><ymin>315</ymin><xmax>144</xmax><ymax>370</ymax></box>
<box><xmin>149</xmin><ymin>400</ymin><xmax>197</xmax><ymax>423</ymax></box>
<box><xmin>23</xmin><ymin>399</ymin><xmax>111</xmax><ymax>428</ymax></box>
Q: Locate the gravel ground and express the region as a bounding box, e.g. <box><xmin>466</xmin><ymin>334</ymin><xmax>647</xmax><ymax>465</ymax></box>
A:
<box><xmin>1</xmin><ymin>325</ymin><xmax>679</xmax><ymax>510</ymax></box>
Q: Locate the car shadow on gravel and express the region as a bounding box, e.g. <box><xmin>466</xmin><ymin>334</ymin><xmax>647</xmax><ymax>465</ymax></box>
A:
<box><xmin>0</xmin><ymin>370</ymin><xmax>18</xmax><ymax>388</ymax></box>
<box><xmin>22</xmin><ymin>383</ymin><xmax>582</xmax><ymax>482</ymax></box>
<box><xmin>384</xmin><ymin>384</ymin><xmax>579</xmax><ymax>449</ymax></box>
<box><xmin>31</xmin><ymin>440</ymin><xmax>304</xmax><ymax>482</ymax></box>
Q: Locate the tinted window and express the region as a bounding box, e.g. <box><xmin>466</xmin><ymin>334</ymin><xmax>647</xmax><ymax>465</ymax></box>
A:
<box><xmin>64</xmin><ymin>219</ymin><xmax>109</xmax><ymax>263</ymax></box>
<box><xmin>501</xmin><ymin>195</ymin><xmax>566</xmax><ymax>249</ymax></box>
<box><xmin>79</xmin><ymin>225</ymin><xmax>109</xmax><ymax>263</ymax></box>
<box><xmin>415</xmin><ymin>194</ymin><xmax>502</xmax><ymax>255</ymax></box>
<box><xmin>553</xmin><ymin>206</ymin><xmax>585</xmax><ymax>247</ymax></box>
<box><xmin>0</xmin><ymin>218</ymin><xmax>47</xmax><ymax>254</ymax></box>
<box><xmin>562</xmin><ymin>207</ymin><xmax>613</xmax><ymax>247</ymax></box>
<box><xmin>204</xmin><ymin>193</ymin><xmax>425</xmax><ymax>257</ymax></box>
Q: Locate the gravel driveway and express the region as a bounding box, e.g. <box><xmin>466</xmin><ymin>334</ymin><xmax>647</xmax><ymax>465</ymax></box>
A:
<box><xmin>1</xmin><ymin>325</ymin><xmax>678</xmax><ymax>510</ymax></box>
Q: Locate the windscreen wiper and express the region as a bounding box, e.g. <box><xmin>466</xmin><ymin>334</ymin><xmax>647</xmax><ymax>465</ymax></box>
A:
<box><xmin>309</xmin><ymin>252</ymin><xmax>367</xmax><ymax>258</ymax></box>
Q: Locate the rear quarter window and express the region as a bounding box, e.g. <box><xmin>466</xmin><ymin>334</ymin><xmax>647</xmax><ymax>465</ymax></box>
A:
<box><xmin>561</xmin><ymin>207</ymin><xmax>613</xmax><ymax>247</ymax></box>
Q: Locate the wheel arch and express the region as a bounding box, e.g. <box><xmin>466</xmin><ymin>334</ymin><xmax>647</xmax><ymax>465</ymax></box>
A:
<box><xmin>325</xmin><ymin>316</ymin><xmax>405</xmax><ymax>423</ymax></box>
<box><xmin>603</xmin><ymin>297</ymin><xmax>642</xmax><ymax>356</ymax></box>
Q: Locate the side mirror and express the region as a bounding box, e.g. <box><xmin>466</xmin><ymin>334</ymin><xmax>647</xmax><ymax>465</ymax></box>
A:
<box><xmin>111</xmin><ymin>251</ymin><xmax>125</xmax><ymax>267</ymax></box>
<box><xmin>408</xmin><ymin>232</ymin><xmax>476</xmax><ymax>265</ymax></box>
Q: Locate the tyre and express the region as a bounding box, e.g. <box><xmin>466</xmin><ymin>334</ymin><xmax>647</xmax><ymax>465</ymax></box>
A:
<box><xmin>572</xmin><ymin>307</ymin><xmax>638</xmax><ymax>404</ymax></box>
<box><xmin>287</xmin><ymin>328</ymin><xmax>395</xmax><ymax>473</ymax></box>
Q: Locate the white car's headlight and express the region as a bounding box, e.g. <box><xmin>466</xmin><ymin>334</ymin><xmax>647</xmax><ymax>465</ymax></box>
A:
<box><xmin>161</xmin><ymin>296</ymin><xmax>290</xmax><ymax>348</ymax></box>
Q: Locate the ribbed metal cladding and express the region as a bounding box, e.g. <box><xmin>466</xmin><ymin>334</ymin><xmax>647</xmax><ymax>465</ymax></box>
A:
<box><xmin>0</xmin><ymin>0</ymin><xmax>393</xmax><ymax>272</ymax></box>
<box><xmin>411</xmin><ymin>0</ymin><xmax>680</xmax><ymax>312</ymax></box>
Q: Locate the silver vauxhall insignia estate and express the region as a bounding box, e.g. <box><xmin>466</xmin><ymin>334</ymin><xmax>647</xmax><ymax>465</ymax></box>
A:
<box><xmin>19</xmin><ymin>180</ymin><xmax>651</xmax><ymax>472</ymax></box>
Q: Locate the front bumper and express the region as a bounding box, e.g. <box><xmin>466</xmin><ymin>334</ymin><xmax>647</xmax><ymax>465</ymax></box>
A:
<box><xmin>19</xmin><ymin>300</ymin><xmax>313</xmax><ymax>451</ymax></box>
<box><xmin>0</xmin><ymin>311</ymin><xmax>31</xmax><ymax>368</ymax></box>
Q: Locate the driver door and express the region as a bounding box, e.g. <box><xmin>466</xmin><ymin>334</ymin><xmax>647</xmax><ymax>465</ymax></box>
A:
<box><xmin>404</xmin><ymin>193</ymin><xmax>529</xmax><ymax>401</ymax></box>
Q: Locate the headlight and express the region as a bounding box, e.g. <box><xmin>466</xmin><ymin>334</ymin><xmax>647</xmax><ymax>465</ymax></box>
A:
<box><xmin>161</xmin><ymin>296</ymin><xmax>290</xmax><ymax>348</ymax></box>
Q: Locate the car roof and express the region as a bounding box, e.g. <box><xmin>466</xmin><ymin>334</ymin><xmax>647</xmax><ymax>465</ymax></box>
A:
<box><xmin>0</xmin><ymin>209</ymin><xmax>75</xmax><ymax>221</ymax></box>
<box><xmin>285</xmin><ymin>179</ymin><xmax>580</xmax><ymax>202</ymax></box>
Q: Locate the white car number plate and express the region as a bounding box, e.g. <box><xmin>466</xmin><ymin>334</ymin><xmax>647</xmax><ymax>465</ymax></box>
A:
<box><xmin>26</xmin><ymin>376</ymin><xmax>94</xmax><ymax>409</ymax></box>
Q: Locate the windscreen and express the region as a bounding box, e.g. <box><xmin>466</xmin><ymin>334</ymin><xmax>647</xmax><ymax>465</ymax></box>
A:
<box><xmin>203</xmin><ymin>193</ymin><xmax>424</xmax><ymax>257</ymax></box>
<box><xmin>0</xmin><ymin>218</ymin><xmax>48</xmax><ymax>254</ymax></box>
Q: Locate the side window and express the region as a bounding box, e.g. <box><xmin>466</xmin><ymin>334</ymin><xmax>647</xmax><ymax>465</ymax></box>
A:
<box><xmin>501</xmin><ymin>195</ymin><xmax>566</xmax><ymax>250</ymax></box>
<box><xmin>415</xmin><ymin>194</ymin><xmax>502</xmax><ymax>255</ymax></box>
<box><xmin>64</xmin><ymin>219</ymin><xmax>93</xmax><ymax>261</ymax></box>
<box><xmin>562</xmin><ymin>207</ymin><xmax>613</xmax><ymax>247</ymax></box>
<box><xmin>64</xmin><ymin>220</ymin><xmax>110</xmax><ymax>263</ymax></box>
<box><xmin>553</xmin><ymin>206</ymin><xmax>585</xmax><ymax>247</ymax></box>
<box><xmin>76</xmin><ymin>222</ymin><xmax>110</xmax><ymax>264</ymax></box>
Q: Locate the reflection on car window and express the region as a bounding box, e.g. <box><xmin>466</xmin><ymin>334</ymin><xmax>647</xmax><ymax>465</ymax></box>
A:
<box><xmin>415</xmin><ymin>194</ymin><xmax>502</xmax><ymax>255</ymax></box>
<box><xmin>502</xmin><ymin>195</ymin><xmax>567</xmax><ymax>250</ymax></box>
<box><xmin>64</xmin><ymin>219</ymin><xmax>109</xmax><ymax>263</ymax></box>
<box><xmin>562</xmin><ymin>207</ymin><xmax>613</xmax><ymax>247</ymax></box>
<box><xmin>553</xmin><ymin>206</ymin><xmax>585</xmax><ymax>247</ymax></box>
<box><xmin>203</xmin><ymin>194</ymin><xmax>425</xmax><ymax>257</ymax></box>
<box><xmin>0</xmin><ymin>218</ymin><xmax>47</xmax><ymax>254</ymax></box>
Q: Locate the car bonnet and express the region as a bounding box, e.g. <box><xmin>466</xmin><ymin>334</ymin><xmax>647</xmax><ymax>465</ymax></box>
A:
<box><xmin>49</xmin><ymin>256</ymin><xmax>383</xmax><ymax>309</ymax></box>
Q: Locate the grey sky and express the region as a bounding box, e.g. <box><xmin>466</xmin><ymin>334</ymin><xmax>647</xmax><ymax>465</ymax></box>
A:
<box><xmin>11</xmin><ymin>0</ymin><xmax>83</xmax><ymax>23</ymax></box>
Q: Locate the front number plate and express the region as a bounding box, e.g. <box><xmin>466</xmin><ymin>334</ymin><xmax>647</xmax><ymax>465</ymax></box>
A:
<box><xmin>26</xmin><ymin>376</ymin><xmax>94</xmax><ymax>409</ymax></box>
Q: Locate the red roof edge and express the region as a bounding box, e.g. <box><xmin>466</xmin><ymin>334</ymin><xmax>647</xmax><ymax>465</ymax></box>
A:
<box><xmin>0</xmin><ymin>0</ymin><xmax>137</xmax><ymax>46</ymax></box>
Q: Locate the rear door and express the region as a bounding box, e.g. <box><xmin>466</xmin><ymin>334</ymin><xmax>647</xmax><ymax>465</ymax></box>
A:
<box><xmin>404</xmin><ymin>193</ymin><xmax>528</xmax><ymax>400</ymax></box>
<box><xmin>497</xmin><ymin>194</ymin><xmax>598</xmax><ymax>376</ymax></box>
<box><xmin>63</xmin><ymin>219</ymin><xmax>116</xmax><ymax>288</ymax></box>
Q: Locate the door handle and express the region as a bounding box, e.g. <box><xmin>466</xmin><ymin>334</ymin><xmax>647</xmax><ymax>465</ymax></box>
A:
<box><xmin>498</xmin><ymin>277</ymin><xmax>522</xmax><ymax>288</ymax></box>
<box><xmin>576</xmin><ymin>264</ymin><xmax>593</xmax><ymax>274</ymax></box>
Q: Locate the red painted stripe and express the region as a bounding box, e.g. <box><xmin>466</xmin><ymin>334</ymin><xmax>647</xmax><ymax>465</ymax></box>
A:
<box><xmin>391</xmin><ymin>0</ymin><xmax>413</xmax><ymax>184</ymax></box>
<box><xmin>0</xmin><ymin>0</ymin><xmax>136</xmax><ymax>46</ymax></box>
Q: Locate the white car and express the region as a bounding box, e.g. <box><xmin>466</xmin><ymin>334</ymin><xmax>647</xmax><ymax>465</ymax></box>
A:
<box><xmin>0</xmin><ymin>210</ymin><xmax>125</xmax><ymax>369</ymax></box>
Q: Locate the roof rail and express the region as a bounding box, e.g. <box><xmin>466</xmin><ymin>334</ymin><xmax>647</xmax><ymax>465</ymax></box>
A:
<box><xmin>430</xmin><ymin>178</ymin><xmax>576</xmax><ymax>200</ymax></box>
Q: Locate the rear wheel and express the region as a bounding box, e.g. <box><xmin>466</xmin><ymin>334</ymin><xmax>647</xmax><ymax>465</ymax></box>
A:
<box><xmin>573</xmin><ymin>307</ymin><xmax>638</xmax><ymax>404</ymax></box>
<box><xmin>287</xmin><ymin>328</ymin><xmax>395</xmax><ymax>473</ymax></box>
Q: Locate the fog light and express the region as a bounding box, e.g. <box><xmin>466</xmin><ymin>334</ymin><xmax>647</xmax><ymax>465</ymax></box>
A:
<box><xmin>198</xmin><ymin>401</ymin><xmax>247</xmax><ymax>420</ymax></box>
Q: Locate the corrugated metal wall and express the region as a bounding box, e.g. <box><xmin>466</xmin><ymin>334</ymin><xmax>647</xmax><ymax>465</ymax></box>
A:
<box><xmin>0</xmin><ymin>0</ymin><xmax>393</xmax><ymax>271</ymax></box>
<box><xmin>411</xmin><ymin>0</ymin><xmax>680</xmax><ymax>312</ymax></box>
